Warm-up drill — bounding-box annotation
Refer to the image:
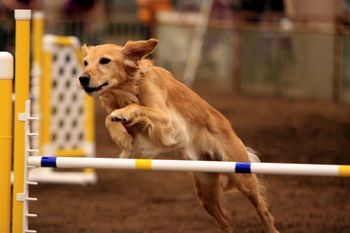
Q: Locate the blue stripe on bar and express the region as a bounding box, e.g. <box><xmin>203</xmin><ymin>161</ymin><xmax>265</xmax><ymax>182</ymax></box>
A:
<box><xmin>41</xmin><ymin>156</ymin><xmax>57</xmax><ymax>167</ymax></box>
<box><xmin>235</xmin><ymin>162</ymin><xmax>251</xmax><ymax>173</ymax></box>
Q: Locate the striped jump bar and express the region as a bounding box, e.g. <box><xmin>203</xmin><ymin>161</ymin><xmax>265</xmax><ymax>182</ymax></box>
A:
<box><xmin>27</xmin><ymin>156</ymin><xmax>350</xmax><ymax>177</ymax></box>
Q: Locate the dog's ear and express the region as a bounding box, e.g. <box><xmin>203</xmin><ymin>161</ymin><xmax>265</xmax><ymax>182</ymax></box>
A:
<box><xmin>82</xmin><ymin>44</ymin><xmax>91</xmax><ymax>57</ymax></box>
<box><xmin>122</xmin><ymin>38</ymin><xmax>158</xmax><ymax>61</ymax></box>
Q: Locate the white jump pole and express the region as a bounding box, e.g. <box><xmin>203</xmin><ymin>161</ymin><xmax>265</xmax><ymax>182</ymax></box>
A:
<box><xmin>27</xmin><ymin>156</ymin><xmax>350</xmax><ymax>177</ymax></box>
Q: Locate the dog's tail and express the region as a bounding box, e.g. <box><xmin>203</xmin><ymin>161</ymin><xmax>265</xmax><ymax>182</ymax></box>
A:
<box><xmin>246</xmin><ymin>147</ymin><xmax>261</xmax><ymax>163</ymax></box>
<box><xmin>245</xmin><ymin>147</ymin><xmax>269</xmax><ymax>203</ymax></box>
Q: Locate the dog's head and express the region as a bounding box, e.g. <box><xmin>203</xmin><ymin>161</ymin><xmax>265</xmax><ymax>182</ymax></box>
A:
<box><xmin>79</xmin><ymin>38</ymin><xmax>158</xmax><ymax>95</ymax></box>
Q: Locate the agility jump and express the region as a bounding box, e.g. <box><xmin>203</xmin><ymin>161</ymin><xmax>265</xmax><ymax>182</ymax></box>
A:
<box><xmin>28</xmin><ymin>156</ymin><xmax>350</xmax><ymax>177</ymax></box>
<box><xmin>1</xmin><ymin>8</ymin><xmax>350</xmax><ymax>233</ymax></box>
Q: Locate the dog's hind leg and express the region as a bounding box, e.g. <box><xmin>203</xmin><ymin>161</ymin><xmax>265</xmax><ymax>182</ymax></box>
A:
<box><xmin>191</xmin><ymin>172</ymin><xmax>234</xmax><ymax>233</ymax></box>
<box><xmin>229</xmin><ymin>174</ymin><xmax>279</xmax><ymax>233</ymax></box>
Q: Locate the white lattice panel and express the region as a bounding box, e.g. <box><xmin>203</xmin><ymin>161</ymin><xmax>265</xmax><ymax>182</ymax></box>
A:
<box><xmin>26</xmin><ymin>34</ymin><xmax>97</xmax><ymax>184</ymax></box>
<box><xmin>49</xmin><ymin>44</ymin><xmax>86</xmax><ymax>151</ymax></box>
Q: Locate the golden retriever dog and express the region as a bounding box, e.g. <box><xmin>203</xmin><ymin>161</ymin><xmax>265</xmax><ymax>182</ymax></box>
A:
<box><xmin>79</xmin><ymin>39</ymin><xmax>279</xmax><ymax>233</ymax></box>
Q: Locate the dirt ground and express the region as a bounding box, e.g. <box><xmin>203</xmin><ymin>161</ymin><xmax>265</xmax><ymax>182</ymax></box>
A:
<box><xmin>30</xmin><ymin>86</ymin><xmax>350</xmax><ymax>233</ymax></box>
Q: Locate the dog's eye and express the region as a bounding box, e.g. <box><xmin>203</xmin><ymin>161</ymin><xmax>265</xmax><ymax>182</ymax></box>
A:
<box><xmin>99</xmin><ymin>57</ymin><xmax>111</xmax><ymax>65</ymax></box>
<box><xmin>83</xmin><ymin>60</ymin><xmax>88</xmax><ymax>66</ymax></box>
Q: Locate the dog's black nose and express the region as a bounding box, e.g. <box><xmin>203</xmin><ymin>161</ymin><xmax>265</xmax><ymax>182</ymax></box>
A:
<box><xmin>79</xmin><ymin>74</ymin><xmax>90</xmax><ymax>87</ymax></box>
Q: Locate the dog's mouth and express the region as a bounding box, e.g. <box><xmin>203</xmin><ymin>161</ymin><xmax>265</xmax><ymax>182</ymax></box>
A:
<box><xmin>83</xmin><ymin>82</ymin><xmax>109</xmax><ymax>94</ymax></box>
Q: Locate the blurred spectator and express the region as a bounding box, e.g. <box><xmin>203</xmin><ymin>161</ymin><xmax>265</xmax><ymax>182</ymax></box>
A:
<box><xmin>234</xmin><ymin>0</ymin><xmax>284</xmax><ymax>22</ymax></box>
<box><xmin>137</xmin><ymin>0</ymin><xmax>172</xmax><ymax>39</ymax></box>
<box><xmin>346</xmin><ymin>0</ymin><xmax>350</xmax><ymax>13</ymax></box>
<box><xmin>240</xmin><ymin>0</ymin><xmax>284</xmax><ymax>12</ymax></box>
<box><xmin>176</xmin><ymin>0</ymin><xmax>200</xmax><ymax>11</ymax></box>
<box><xmin>0</xmin><ymin>0</ymin><xmax>37</xmax><ymax>51</ymax></box>
<box><xmin>61</xmin><ymin>0</ymin><xmax>105</xmax><ymax>44</ymax></box>
<box><xmin>212</xmin><ymin>0</ymin><xmax>233</xmax><ymax>19</ymax></box>
<box><xmin>2</xmin><ymin>0</ymin><xmax>37</xmax><ymax>9</ymax></box>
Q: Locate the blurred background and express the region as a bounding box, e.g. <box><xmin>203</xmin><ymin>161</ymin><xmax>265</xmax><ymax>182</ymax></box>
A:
<box><xmin>1</xmin><ymin>0</ymin><xmax>350</xmax><ymax>102</ymax></box>
<box><xmin>2</xmin><ymin>1</ymin><xmax>350</xmax><ymax>232</ymax></box>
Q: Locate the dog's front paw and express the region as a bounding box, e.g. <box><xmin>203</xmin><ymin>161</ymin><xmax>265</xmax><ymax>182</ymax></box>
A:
<box><xmin>110</xmin><ymin>110</ymin><xmax>131</xmax><ymax>123</ymax></box>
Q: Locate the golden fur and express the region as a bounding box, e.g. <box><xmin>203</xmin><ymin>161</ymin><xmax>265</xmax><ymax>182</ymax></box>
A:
<box><xmin>80</xmin><ymin>39</ymin><xmax>279</xmax><ymax>233</ymax></box>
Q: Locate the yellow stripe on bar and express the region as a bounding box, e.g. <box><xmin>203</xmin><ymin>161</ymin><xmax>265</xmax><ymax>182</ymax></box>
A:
<box><xmin>339</xmin><ymin>165</ymin><xmax>350</xmax><ymax>177</ymax></box>
<box><xmin>84</xmin><ymin>168</ymin><xmax>94</xmax><ymax>173</ymax></box>
<box><xmin>135</xmin><ymin>159</ymin><xmax>152</xmax><ymax>170</ymax></box>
